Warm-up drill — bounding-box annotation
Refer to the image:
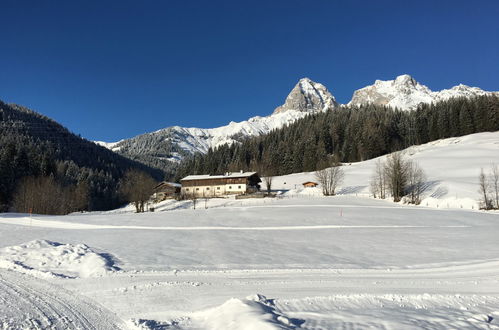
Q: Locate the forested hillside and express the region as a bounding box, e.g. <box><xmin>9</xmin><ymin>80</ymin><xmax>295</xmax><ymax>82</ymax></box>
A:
<box><xmin>175</xmin><ymin>95</ymin><xmax>499</xmax><ymax>179</ymax></box>
<box><xmin>0</xmin><ymin>101</ymin><xmax>163</xmax><ymax>212</ymax></box>
<box><xmin>109</xmin><ymin>133</ymin><xmax>190</xmax><ymax>176</ymax></box>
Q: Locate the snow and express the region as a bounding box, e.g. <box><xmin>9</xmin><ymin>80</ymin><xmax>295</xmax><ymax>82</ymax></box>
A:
<box><xmin>1</xmin><ymin>131</ymin><xmax>499</xmax><ymax>329</ymax></box>
<box><xmin>124</xmin><ymin>109</ymin><xmax>312</xmax><ymax>157</ymax></box>
<box><xmin>182</xmin><ymin>171</ymin><xmax>257</xmax><ymax>180</ymax></box>
<box><xmin>95</xmin><ymin>75</ymin><xmax>497</xmax><ymax>162</ymax></box>
<box><xmin>274</xmin><ymin>131</ymin><xmax>499</xmax><ymax>210</ymax></box>
<box><xmin>349</xmin><ymin>74</ymin><xmax>499</xmax><ymax>110</ymax></box>
<box><xmin>0</xmin><ymin>239</ymin><xmax>119</xmax><ymax>278</ymax></box>
<box><xmin>296</xmin><ymin>78</ymin><xmax>337</xmax><ymax>111</ymax></box>
<box><xmin>95</xmin><ymin>77</ymin><xmax>336</xmax><ymax>159</ymax></box>
<box><xmin>95</xmin><ymin>140</ymin><xmax>122</xmax><ymax>149</ymax></box>
<box><xmin>186</xmin><ymin>294</ymin><xmax>299</xmax><ymax>330</ymax></box>
<box><xmin>0</xmin><ymin>269</ymin><xmax>124</xmax><ymax>329</ymax></box>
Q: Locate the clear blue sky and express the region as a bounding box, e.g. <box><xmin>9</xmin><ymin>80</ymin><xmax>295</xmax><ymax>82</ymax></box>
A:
<box><xmin>1</xmin><ymin>0</ymin><xmax>498</xmax><ymax>141</ymax></box>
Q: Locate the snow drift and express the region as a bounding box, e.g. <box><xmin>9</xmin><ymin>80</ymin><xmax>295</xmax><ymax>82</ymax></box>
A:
<box><xmin>0</xmin><ymin>240</ymin><xmax>119</xmax><ymax>278</ymax></box>
<box><xmin>191</xmin><ymin>294</ymin><xmax>301</xmax><ymax>329</ymax></box>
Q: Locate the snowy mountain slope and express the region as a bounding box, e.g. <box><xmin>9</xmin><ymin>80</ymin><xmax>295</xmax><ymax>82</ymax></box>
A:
<box><xmin>102</xmin><ymin>78</ymin><xmax>333</xmax><ymax>169</ymax></box>
<box><xmin>94</xmin><ymin>140</ymin><xmax>122</xmax><ymax>150</ymax></box>
<box><xmin>109</xmin><ymin>110</ymin><xmax>317</xmax><ymax>164</ymax></box>
<box><xmin>272</xmin><ymin>131</ymin><xmax>499</xmax><ymax>209</ymax></box>
<box><xmin>349</xmin><ymin>74</ymin><xmax>499</xmax><ymax>110</ymax></box>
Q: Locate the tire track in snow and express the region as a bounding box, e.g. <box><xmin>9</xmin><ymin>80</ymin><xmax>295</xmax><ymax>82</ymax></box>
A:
<box><xmin>0</xmin><ymin>269</ymin><xmax>124</xmax><ymax>329</ymax></box>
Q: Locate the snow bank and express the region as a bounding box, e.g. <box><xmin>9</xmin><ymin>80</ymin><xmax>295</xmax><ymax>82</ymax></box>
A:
<box><xmin>188</xmin><ymin>294</ymin><xmax>301</xmax><ymax>329</ymax></box>
<box><xmin>0</xmin><ymin>240</ymin><xmax>119</xmax><ymax>278</ymax></box>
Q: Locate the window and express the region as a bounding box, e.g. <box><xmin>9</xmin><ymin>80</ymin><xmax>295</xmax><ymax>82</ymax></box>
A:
<box><xmin>186</xmin><ymin>188</ymin><xmax>189</xmax><ymax>191</ymax></box>
<box><xmin>217</xmin><ymin>187</ymin><xmax>220</xmax><ymax>190</ymax></box>
<box><xmin>206</xmin><ymin>187</ymin><xmax>210</xmax><ymax>190</ymax></box>
<box><xmin>238</xmin><ymin>185</ymin><xmax>241</xmax><ymax>189</ymax></box>
<box><xmin>229</xmin><ymin>186</ymin><xmax>232</xmax><ymax>189</ymax></box>
<box><xmin>196</xmin><ymin>188</ymin><xmax>199</xmax><ymax>191</ymax></box>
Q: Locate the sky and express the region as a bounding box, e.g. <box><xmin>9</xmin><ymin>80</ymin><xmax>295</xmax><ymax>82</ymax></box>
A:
<box><xmin>1</xmin><ymin>0</ymin><xmax>498</xmax><ymax>141</ymax></box>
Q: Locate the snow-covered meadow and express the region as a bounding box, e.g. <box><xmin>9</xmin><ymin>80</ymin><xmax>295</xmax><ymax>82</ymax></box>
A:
<box><xmin>1</xmin><ymin>132</ymin><xmax>499</xmax><ymax>329</ymax></box>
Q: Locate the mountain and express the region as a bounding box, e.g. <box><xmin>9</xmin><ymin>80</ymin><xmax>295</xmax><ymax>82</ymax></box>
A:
<box><xmin>176</xmin><ymin>95</ymin><xmax>499</xmax><ymax>179</ymax></box>
<box><xmin>100</xmin><ymin>74</ymin><xmax>498</xmax><ymax>176</ymax></box>
<box><xmin>273</xmin><ymin>78</ymin><xmax>339</xmax><ymax>114</ymax></box>
<box><xmin>349</xmin><ymin>74</ymin><xmax>498</xmax><ymax>110</ymax></box>
<box><xmin>100</xmin><ymin>78</ymin><xmax>333</xmax><ymax>175</ymax></box>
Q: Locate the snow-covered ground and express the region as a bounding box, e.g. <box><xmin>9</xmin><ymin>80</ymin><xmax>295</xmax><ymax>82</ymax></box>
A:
<box><xmin>1</xmin><ymin>132</ymin><xmax>499</xmax><ymax>329</ymax></box>
<box><xmin>273</xmin><ymin>131</ymin><xmax>499</xmax><ymax>210</ymax></box>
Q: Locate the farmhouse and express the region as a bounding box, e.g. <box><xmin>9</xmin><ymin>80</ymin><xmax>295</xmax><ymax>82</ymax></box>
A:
<box><xmin>302</xmin><ymin>181</ymin><xmax>318</xmax><ymax>188</ymax></box>
<box><xmin>153</xmin><ymin>182</ymin><xmax>181</xmax><ymax>201</ymax></box>
<box><xmin>181</xmin><ymin>172</ymin><xmax>261</xmax><ymax>197</ymax></box>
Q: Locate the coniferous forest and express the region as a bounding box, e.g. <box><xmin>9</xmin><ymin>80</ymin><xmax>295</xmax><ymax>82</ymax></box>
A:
<box><xmin>0</xmin><ymin>101</ymin><xmax>163</xmax><ymax>213</ymax></box>
<box><xmin>175</xmin><ymin>95</ymin><xmax>499</xmax><ymax>180</ymax></box>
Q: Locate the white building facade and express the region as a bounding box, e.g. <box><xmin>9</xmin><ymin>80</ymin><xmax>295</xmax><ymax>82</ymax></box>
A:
<box><xmin>180</xmin><ymin>172</ymin><xmax>261</xmax><ymax>198</ymax></box>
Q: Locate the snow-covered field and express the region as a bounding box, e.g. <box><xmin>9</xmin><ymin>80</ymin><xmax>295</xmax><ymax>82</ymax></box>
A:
<box><xmin>1</xmin><ymin>132</ymin><xmax>499</xmax><ymax>329</ymax></box>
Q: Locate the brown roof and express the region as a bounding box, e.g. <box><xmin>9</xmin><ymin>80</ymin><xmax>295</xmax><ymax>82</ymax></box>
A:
<box><xmin>302</xmin><ymin>181</ymin><xmax>318</xmax><ymax>186</ymax></box>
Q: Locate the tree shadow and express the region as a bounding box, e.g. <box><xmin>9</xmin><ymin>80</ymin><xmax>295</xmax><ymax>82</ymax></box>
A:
<box><xmin>337</xmin><ymin>185</ymin><xmax>366</xmax><ymax>195</ymax></box>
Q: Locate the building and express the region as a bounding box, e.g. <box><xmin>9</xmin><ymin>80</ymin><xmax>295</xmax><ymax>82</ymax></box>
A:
<box><xmin>302</xmin><ymin>181</ymin><xmax>319</xmax><ymax>188</ymax></box>
<box><xmin>152</xmin><ymin>182</ymin><xmax>181</xmax><ymax>201</ymax></box>
<box><xmin>180</xmin><ymin>172</ymin><xmax>261</xmax><ymax>197</ymax></box>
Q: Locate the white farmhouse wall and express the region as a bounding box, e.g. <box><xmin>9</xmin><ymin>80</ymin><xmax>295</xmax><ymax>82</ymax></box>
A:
<box><xmin>182</xmin><ymin>183</ymin><xmax>247</xmax><ymax>197</ymax></box>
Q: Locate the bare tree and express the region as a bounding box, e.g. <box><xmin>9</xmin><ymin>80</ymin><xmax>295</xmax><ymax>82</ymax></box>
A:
<box><xmin>370</xmin><ymin>159</ymin><xmax>386</xmax><ymax>199</ymax></box>
<box><xmin>479</xmin><ymin>168</ymin><xmax>492</xmax><ymax>210</ymax></box>
<box><xmin>491</xmin><ymin>164</ymin><xmax>499</xmax><ymax>209</ymax></box>
<box><xmin>406</xmin><ymin>160</ymin><xmax>427</xmax><ymax>205</ymax></box>
<box><xmin>70</xmin><ymin>181</ymin><xmax>89</xmax><ymax>212</ymax></box>
<box><xmin>384</xmin><ymin>152</ymin><xmax>409</xmax><ymax>202</ymax></box>
<box><xmin>263</xmin><ymin>175</ymin><xmax>273</xmax><ymax>195</ymax></box>
<box><xmin>203</xmin><ymin>189</ymin><xmax>210</xmax><ymax>209</ymax></box>
<box><xmin>257</xmin><ymin>162</ymin><xmax>275</xmax><ymax>195</ymax></box>
<box><xmin>315</xmin><ymin>159</ymin><xmax>344</xmax><ymax>196</ymax></box>
<box><xmin>190</xmin><ymin>192</ymin><xmax>198</xmax><ymax>209</ymax></box>
<box><xmin>119</xmin><ymin>170</ymin><xmax>157</xmax><ymax>213</ymax></box>
<box><xmin>12</xmin><ymin>176</ymin><xmax>88</xmax><ymax>215</ymax></box>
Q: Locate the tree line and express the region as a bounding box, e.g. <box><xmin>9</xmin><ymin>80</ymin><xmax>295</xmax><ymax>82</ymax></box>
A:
<box><xmin>175</xmin><ymin>95</ymin><xmax>499</xmax><ymax>180</ymax></box>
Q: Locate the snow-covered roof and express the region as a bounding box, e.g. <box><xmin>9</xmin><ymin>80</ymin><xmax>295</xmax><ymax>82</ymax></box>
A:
<box><xmin>181</xmin><ymin>172</ymin><xmax>258</xmax><ymax>181</ymax></box>
<box><xmin>154</xmin><ymin>181</ymin><xmax>182</xmax><ymax>188</ymax></box>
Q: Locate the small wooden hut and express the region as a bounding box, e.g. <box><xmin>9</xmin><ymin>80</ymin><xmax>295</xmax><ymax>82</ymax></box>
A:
<box><xmin>302</xmin><ymin>181</ymin><xmax>319</xmax><ymax>188</ymax></box>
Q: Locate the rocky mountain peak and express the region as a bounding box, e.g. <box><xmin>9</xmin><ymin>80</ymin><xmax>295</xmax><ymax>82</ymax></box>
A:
<box><xmin>350</xmin><ymin>74</ymin><xmax>433</xmax><ymax>110</ymax></box>
<box><xmin>273</xmin><ymin>78</ymin><xmax>339</xmax><ymax>114</ymax></box>
<box><xmin>350</xmin><ymin>74</ymin><xmax>498</xmax><ymax>110</ymax></box>
<box><xmin>393</xmin><ymin>74</ymin><xmax>418</xmax><ymax>87</ymax></box>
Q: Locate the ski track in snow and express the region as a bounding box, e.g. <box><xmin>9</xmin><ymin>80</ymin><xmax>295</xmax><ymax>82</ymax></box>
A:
<box><xmin>0</xmin><ymin>216</ymin><xmax>470</xmax><ymax>231</ymax></box>
<box><xmin>0</xmin><ymin>269</ymin><xmax>124</xmax><ymax>330</ymax></box>
<box><xmin>63</xmin><ymin>260</ymin><xmax>499</xmax><ymax>329</ymax></box>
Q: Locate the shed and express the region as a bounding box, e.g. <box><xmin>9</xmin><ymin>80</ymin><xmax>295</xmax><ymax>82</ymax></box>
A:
<box><xmin>302</xmin><ymin>181</ymin><xmax>319</xmax><ymax>188</ymax></box>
